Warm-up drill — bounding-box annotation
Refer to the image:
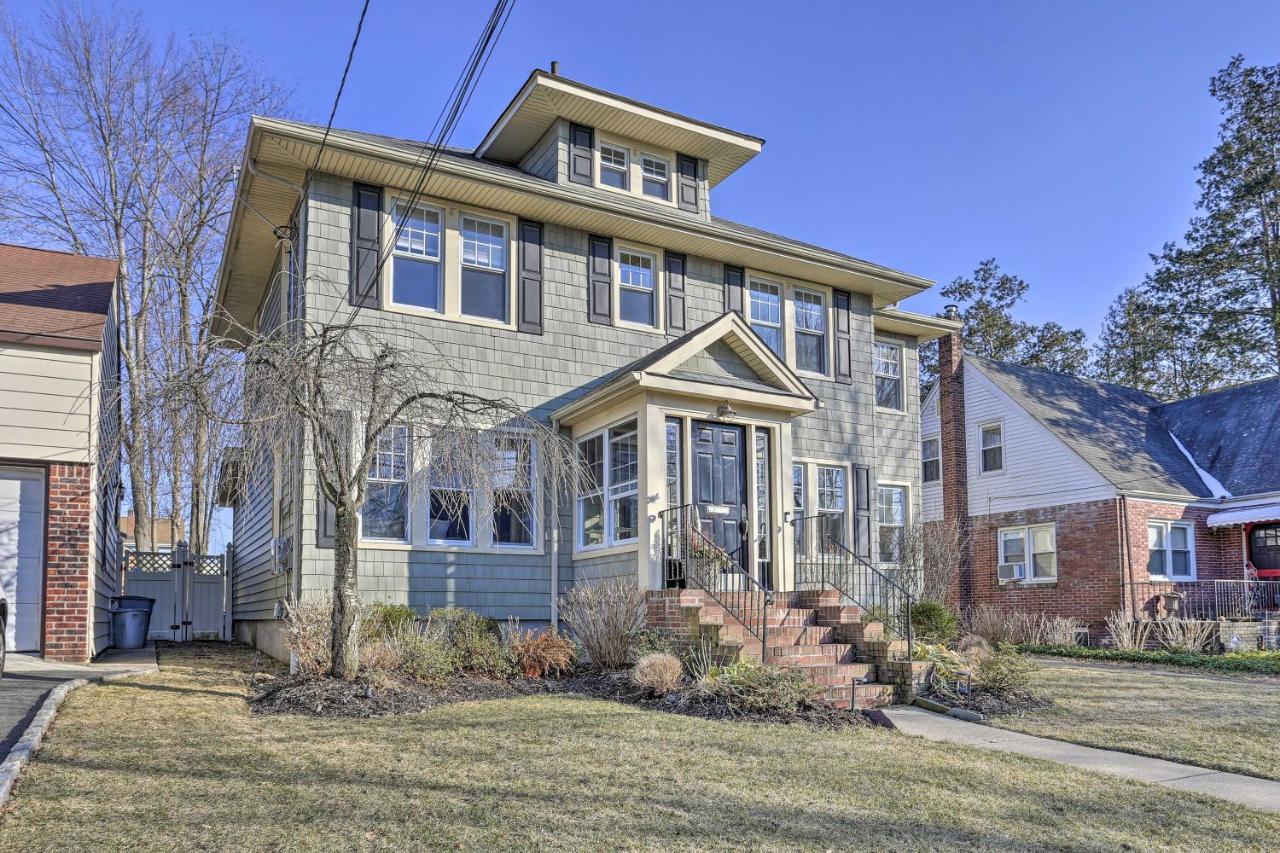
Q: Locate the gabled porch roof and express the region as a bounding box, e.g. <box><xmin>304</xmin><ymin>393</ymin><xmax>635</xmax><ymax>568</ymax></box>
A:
<box><xmin>552</xmin><ymin>312</ymin><xmax>817</xmax><ymax>425</ymax></box>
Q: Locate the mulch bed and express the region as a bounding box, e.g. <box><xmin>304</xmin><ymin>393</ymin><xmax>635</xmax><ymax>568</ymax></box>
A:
<box><xmin>248</xmin><ymin>668</ymin><xmax>867</xmax><ymax>729</ymax></box>
<box><xmin>925</xmin><ymin>688</ymin><xmax>1052</xmax><ymax>718</ymax></box>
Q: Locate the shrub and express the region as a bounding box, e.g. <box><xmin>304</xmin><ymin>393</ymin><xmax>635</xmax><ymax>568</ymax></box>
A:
<box><xmin>632</xmin><ymin>653</ymin><xmax>684</xmax><ymax>695</ymax></box>
<box><xmin>359</xmin><ymin>638</ymin><xmax>403</xmax><ymax>673</ymax></box>
<box><xmin>974</xmin><ymin>650</ymin><xmax>1036</xmax><ymax>697</ymax></box>
<box><xmin>917</xmin><ymin>643</ymin><xmax>974</xmax><ymax>701</ymax></box>
<box><xmin>398</xmin><ymin>635</ymin><xmax>460</xmax><ymax>685</ymax></box>
<box><xmin>281</xmin><ymin>597</ymin><xmax>332</xmax><ymax>678</ymax></box>
<box><xmin>955</xmin><ymin>633</ymin><xmax>993</xmax><ymax>661</ymax></box>
<box><xmin>710</xmin><ymin>662</ymin><xmax>824</xmax><ymax>715</ymax></box>
<box><xmin>510</xmin><ymin>628</ymin><xmax>577</xmax><ymax>679</ymax></box>
<box><xmin>1104</xmin><ymin>611</ymin><xmax>1152</xmax><ymax>651</ymax></box>
<box><xmin>1019</xmin><ymin>644</ymin><xmax>1280</xmax><ymax>675</ymax></box>
<box><xmin>1039</xmin><ymin>615</ymin><xmax>1085</xmax><ymax>647</ymax></box>
<box><xmin>965</xmin><ymin>604</ymin><xmax>1036</xmax><ymax>645</ymax></box>
<box><xmin>422</xmin><ymin>608</ymin><xmax>515</xmax><ymax>678</ymax></box>
<box><xmin>558</xmin><ymin>578</ymin><xmax>647</xmax><ymax>670</ymax></box>
<box><xmin>1154</xmin><ymin>618</ymin><xmax>1217</xmax><ymax>653</ymax></box>
<box><xmin>363</xmin><ymin>602</ymin><xmax>419</xmax><ymax>641</ymax></box>
<box><xmin>630</xmin><ymin>628</ymin><xmax>687</xmax><ymax>661</ymax></box>
<box><xmin>911</xmin><ymin>600</ymin><xmax>958</xmax><ymax>645</ymax></box>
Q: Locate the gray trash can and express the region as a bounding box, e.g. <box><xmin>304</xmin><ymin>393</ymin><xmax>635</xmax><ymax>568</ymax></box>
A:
<box><xmin>111</xmin><ymin>595</ymin><xmax>154</xmax><ymax>649</ymax></box>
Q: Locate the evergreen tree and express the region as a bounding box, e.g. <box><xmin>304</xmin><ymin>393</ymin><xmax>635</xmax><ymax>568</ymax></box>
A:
<box><xmin>1091</xmin><ymin>286</ymin><xmax>1224</xmax><ymax>398</ymax></box>
<box><xmin>919</xmin><ymin>258</ymin><xmax>1088</xmax><ymax>394</ymax></box>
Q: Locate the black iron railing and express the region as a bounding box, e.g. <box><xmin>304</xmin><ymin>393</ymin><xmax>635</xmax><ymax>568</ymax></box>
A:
<box><xmin>661</xmin><ymin>504</ymin><xmax>774</xmax><ymax>659</ymax></box>
<box><xmin>791</xmin><ymin>514</ymin><xmax>914</xmax><ymax>660</ymax></box>
<box><xmin>1128</xmin><ymin>579</ymin><xmax>1280</xmax><ymax>621</ymax></box>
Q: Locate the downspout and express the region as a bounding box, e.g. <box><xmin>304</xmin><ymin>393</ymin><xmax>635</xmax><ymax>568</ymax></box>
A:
<box><xmin>549</xmin><ymin>418</ymin><xmax>562</xmax><ymax>629</ymax></box>
<box><xmin>1119</xmin><ymin>495</ymin><xmax>1133</xmax><ymax>618</ymax></box>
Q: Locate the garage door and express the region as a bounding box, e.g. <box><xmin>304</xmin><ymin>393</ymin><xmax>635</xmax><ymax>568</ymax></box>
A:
<box><xmin>0</xmin><ymin>467</ymin><xmax>45</xmax><ymax>652</ymax></box>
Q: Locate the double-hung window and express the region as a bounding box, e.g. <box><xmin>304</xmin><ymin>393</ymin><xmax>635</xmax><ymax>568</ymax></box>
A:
<box><xmin>391</xmin><ymin>200</ymin><xmax>443</xmax><ymax>310</ymax></box>
<box><xmin>980</xmin><ymin>423</ymin><xmax>1004</xmax><ymax>473</ymax></box>
<box><xmin>794</xmin><ymin>289</ymin><xmax>827</xmax><ymax>374</ymax></box>
<box><xmin>427</xmin><ymin>437</ymin><xmax>473</xmax><ymax>545</ymax></box>
<box><xmin>874</xmin><ymin>341</ymin><xmax>903</xmax><ymax>410</ymax></box>
<box><xmin>748</xmin><ymin>279</ymin><xmax>783</xmax><ymax>357</ymax></box>
<box><xmin>460</xmin><ymin>215</ymin><xmax>507</xmax><ymax>322</ymax></box>
<box><xmin>492</xmin><ymin>435</ymin><xmax>536</xmax><ymax>547</ymax></box>
<box><xmin>817</xmin><ymin>465</ymin><xmax>847</xmax><ymax>547</ymax></box>
<box><xmin>1148</xmin><ymin>521</ymin><xmax>1194</xmax><ymax>580</ymax></box>
<box><xmin>999</xmin><ymin>524</ymin><xmax>1057</xmax><ymax>581</ymax></box>
<box><xmin>577</xmin><ymin>420</ymin><xmax>640</xmax><ymax>549</ymax></box>
<box><xmin>877</xmin><ymin>485</ymin><xmax>906</xmax><ymax>563</ymax></box>
<box><xmin>363</xmin><ymin>425</ymin><xmax>408</xmax><ymax>540</ymax></box>
<box><xmin>599</xmin><ymin>143</ymin><xmax>629</xmax><ymax>189</ymax></box>
<box><xmin>641</xmin><ymin>155</ymin><xmax>669</xmax><ymax>200</ymax></box>
<box><xmin>618</xmin><ymin>250</ymin><xmax>657</xmax><ymax>327</ymax></box>
<box><xmin>922</xmin><ymin>436</ymin><xmax>941</xmax><ymax>483</ymax></box>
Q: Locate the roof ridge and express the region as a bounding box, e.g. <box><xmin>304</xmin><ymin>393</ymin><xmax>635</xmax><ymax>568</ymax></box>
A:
<box><xmin>965</xmin><ymin>353</ymin><xmax>1161</xmax><ymax>404</ymax></box>
<box><xmin>1156</xmin><ymin>373</ymin><xmax>1280</xmax><ymax>408</ymax></box>
<box><xmin>0</xmin><ymin>241</ymin><xmax>118</xmax><ymax>264</ymax></box>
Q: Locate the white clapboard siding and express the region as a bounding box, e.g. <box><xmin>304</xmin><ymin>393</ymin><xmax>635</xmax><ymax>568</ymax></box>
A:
<box><xmin>965</xmin><ymin>363</ymin><xmax>1114</xmax><ymax>515</ymax></box>
<box><xmin>0</xmin><ymin>344</ymin><xmax>94</xmax><ymax>463</ymax></box>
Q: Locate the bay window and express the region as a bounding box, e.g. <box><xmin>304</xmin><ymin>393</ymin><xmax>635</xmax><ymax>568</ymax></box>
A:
<box><xmin>460</xmin><ymin>215</ymin><xmax>507</xmax><ymax>322</ymax></box>
<box><xmin>363</xmin><ymin>424</ymin><xmax>408</xmax><ymax>540</ymax></box>
<box><xmin>577</xmin><ymin>419</ymin><xmax>640</xmax><ymax>549</ymax></box>
<box><xmin>877</xmin><ymin>485</ymin><xmax>906</xmax><ymax>563</ymax></box>
<box><xmin>748</xmin><ymin>279</ymin><xmax>783</xmax><ymax>356</ymax></box>
<box><xmin>794</xmin><ymin>289</ymin><xmax>827</xmax><ymax>374</ymax></box>
<box><xmin>390</xmin><ymin>200</ymin><xmax>443</xmax><ymax>310</ymax></box>
<box><xmin>1148</xmin><ymin>521</ymin><xmax>1194</xmax><ymax>580</ymax></box>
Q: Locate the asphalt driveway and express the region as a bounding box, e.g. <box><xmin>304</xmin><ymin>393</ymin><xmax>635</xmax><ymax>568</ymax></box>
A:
<box><xmin>1</xmin><ymin>647</ymin><xmax>157</xmax><ymax>756</ymax></box>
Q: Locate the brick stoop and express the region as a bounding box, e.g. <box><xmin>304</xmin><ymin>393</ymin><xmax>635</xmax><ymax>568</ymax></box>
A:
<box><xmin>645</xmin><ymin>589</ymin><xmax>918</xmax><ymax>710</ymax></box>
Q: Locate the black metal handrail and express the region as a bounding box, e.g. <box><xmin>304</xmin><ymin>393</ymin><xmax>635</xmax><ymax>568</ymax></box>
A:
<box><xmin>1128</xmin><ymin>579</ymin><xmax>1280</xmax><ymax>621</ymax></box>
<box><xmin>661</xmin><ymin>504</ymin><xmax>774</xmax><ymax>659</ymax></box>
<box><xmin>791</xmin><ymin>514</ymin><xmax>914</xmax><ymax>660</ymax></box>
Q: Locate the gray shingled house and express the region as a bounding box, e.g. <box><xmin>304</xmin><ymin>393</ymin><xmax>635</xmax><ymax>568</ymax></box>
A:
<box><xmin>212</xmin><ymin>69</ymin><xmax>956</xmax><ymax>691</ymax></box>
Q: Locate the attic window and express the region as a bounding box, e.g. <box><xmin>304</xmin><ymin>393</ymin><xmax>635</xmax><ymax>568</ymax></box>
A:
<box><xmin>641</xmin><ymin>155</ymin><xmax>669</xmax><ymax>200</ymax></box>
<box><xmin>599</xmin><ymin>143</ymin><xmax>628</xmax><ymax>190</ymax></box>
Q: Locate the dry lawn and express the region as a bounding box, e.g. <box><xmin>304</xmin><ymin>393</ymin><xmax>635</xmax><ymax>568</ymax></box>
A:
<box><xmin>992</xmin><ymin>657</ymin><xmax>1280</xmax><ymax>780</ymax></box>
<box><xmin>0</xmin><ymin>643</ymin><xmax>1277</xmax><ymax>851</ymax></box>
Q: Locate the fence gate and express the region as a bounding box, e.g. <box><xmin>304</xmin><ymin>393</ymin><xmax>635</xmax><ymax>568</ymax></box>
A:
<box><xmin>122</xmin><ymin>542</ymin><xmax>232</xmax><ymax>642</ymax></box>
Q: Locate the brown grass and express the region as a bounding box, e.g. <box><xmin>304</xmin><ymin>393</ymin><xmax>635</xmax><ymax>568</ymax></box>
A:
<box><xmin>0</xmin><ymin>643</ymin><xmax>1276</xmax><ymax>851</ymax></box>
<box><xmin>993</xmin><ymin>657</ymin><xmax>1280</xmax><ymax>780</ymax></box>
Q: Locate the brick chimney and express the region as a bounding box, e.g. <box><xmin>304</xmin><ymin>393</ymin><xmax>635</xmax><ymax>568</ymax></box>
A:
<box><xmin>938</xmin><ymin>306</ymin><xmax>972</xmax><ymax>609</ymax></box>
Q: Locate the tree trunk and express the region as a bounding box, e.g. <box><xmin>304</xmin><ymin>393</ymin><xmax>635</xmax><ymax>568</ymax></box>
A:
<box><xmin>330</xmin><ymin>501</ymin><xmax>361</xmax><ymax>680</ymax></box>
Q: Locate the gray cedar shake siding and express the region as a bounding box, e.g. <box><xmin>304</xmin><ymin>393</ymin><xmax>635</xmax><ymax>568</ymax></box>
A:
<box><xmin>254</xmin><ymin>174</ymin><xmax>919</xmax><ymax>624</ymax></box>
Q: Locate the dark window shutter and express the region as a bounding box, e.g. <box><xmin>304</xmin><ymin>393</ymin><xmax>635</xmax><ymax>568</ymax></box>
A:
<box><xmin>834</xmin><ymin>289</ymin><xmax>853</xmax><ymax>384</ymax></box>
<box><xmin>317</xmin><ymin>489</ymin><xmax>336</xmax><ymax>549</ymax></box>
<box><xmin>349</xmin><ymin>182</ymin><xmax>382</xmax><ymax>308</ymax></box>
<box><xmin>723</xmin><ymin>264</ymin><xmax>744</xmax><ymax>316</ymax></box>
<box><xmin>665</xmin><ymin>252</ymin><xmax>687</xmax><ymax>333</ymax></box>
<box><xmin>854</xmin><ymin>464</ymin><xmax>872</xmax><ymax>560</ymax></box>
<box><xmin>569</xmin><ymin>123</ymin><xmax>594</xmax><ymax>185</ymax></box>
<box><xmin>518</xmin><ymin>219</ymin><xmax>544</xmax><ymax>334</ymax></box>
<box><xmin>676</xmin><ymin>154</ymin><xmax>699</xmax><ymax>213</ymax></box>
<box><xmin>588</xmin><ymin>234</ymin><xmax>613</xmax><ymax>325</ymax></box>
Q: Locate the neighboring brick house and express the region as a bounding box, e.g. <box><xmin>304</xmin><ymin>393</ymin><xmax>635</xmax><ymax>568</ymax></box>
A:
<box><xmin>211</xmin><ymin>69</ymin><xmax>958</xmax><ymax>661</ymax></box>
<box><xmin>0</xmin><ymin>243</ymin><xmax>122</xmax><ymax>662</ymax></box>
<box><xmin>922</xmin><ymin>321</ymin><xmax>1280</xmax><ymax>636</ymax></box>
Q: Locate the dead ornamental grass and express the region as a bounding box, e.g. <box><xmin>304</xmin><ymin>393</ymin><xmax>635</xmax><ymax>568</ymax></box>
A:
<box><xmin>1</xmin><ymin>643</ymin><xmax>1277</xmax><ymax>851</ymax></box>
<box><xmin>991</xmin><ymin>659</ymin><xmax>1280</xmax><ymax>781</ymax></box>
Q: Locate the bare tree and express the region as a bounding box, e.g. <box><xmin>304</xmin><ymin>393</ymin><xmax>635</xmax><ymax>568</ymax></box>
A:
<box><xmin>202</xmin><ymin>310</ymin><xmax>585</xmax><ymax>680</ymax></box>
<box><xmin>0</xmin><ymin>2</ymin><xmax>286</xmax><ymax>552</ymax></box>
<box><xmin>894</xmin><ymin>518</ymin><xmax>968</xmax><ymax>605</ymax></box>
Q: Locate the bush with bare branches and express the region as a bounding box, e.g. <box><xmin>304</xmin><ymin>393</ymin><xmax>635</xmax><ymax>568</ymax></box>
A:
<box><xmin>1038</xmin><ymin>615</ymin><xmax>1085</xmax><ymax>646</ymax></box>
<box><xmin>509</xmin><ymin>625</ymin><xmax>577</xmax><ymax>679</ymax></box>
<box><xmin>1155</xmin><ymin>618</ymin><xmax>1217</xmax><ymax>653</ymax></box>
<box><xmin>281</xmin><ymin>597</ymin><xmax>333</xmax><ymax>678</ymax></box>
<box><xmin>632</xmin><ymin>653</ymin><xmax>684</xmax><ymax>695</ymax></box>
<box><xmin>559</xmin><ymin>578</ymin><xmax>647</xmax><ymax>670</ymax></box>
<box><xmin>1104</xmin><ymin>612</ymin><xmax>1152</xmax><ymax>651</ymax></box>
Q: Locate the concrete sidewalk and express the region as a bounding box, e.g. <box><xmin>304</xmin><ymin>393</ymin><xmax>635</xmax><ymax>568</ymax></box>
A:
<box><xmin>2</xmin><ymin>645</ymin><xmax>158</xmax><ymax>755</ymax></box>
<box><xmin>885</xmin><ymin>705</ymin><xmax>1280</xmax><ymax>813</ymax></box>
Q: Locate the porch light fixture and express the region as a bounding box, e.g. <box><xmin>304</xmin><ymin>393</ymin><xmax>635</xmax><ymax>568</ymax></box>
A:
<box><xmin>715</xmin><ymin>402</ymin><xmax>737</xmax><ymax>420</ymax></box>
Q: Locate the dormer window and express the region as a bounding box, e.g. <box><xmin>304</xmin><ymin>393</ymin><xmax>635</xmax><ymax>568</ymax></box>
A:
<box><xmin>641</xmin><ymin>155</ymin><xmax>670</xmax><ymax>200</ymax></box>
<box><xmin>599</xmin><ymin>143</ymin><xmax>629</xmax><ymax>189</ymax></box>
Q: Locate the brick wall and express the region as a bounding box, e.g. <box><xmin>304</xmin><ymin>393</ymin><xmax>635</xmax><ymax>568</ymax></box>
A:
<box><xmin>1121</xmin><ymin>499</ymin><xmax>1246</xmax><ymax>583</ymax></box>
<box><xmin>936</xmin><ymin>327</ymin><xmax>971</xmax><ymax>609</ymax></box>
<box><xmin>968</xmin><ymin>498</ymin><xmax>1125</xmax><ymax>634</ymax></box>
<box><xmin>42</xmin><ymin>462</ymin><xmax>94</xmax><ymax>662</ymax></box>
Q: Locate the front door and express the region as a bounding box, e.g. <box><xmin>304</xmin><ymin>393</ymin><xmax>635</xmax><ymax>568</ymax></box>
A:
<box><xmin>0</xmin><ymin>467</ymin><xmax>46</xmax><ymax>652</ymax></box>
<box><xmin>693</xmin><ymin>421</ymin><xmax>746</xmax><ymax>569</ymax></box>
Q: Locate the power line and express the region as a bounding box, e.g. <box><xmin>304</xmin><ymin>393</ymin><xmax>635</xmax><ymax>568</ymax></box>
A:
<box><xmin>311</xmin><ymin>0</ymin><xmax>373</xmax><ymax>175</ymax></box>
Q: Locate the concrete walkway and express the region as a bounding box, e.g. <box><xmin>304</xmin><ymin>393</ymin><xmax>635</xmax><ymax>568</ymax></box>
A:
<box><xmin>884</xmin><ymin>705</ymin><xmax>1280</xmax><ymax>813</ymax></box>
<box><xmin>1</xmin><ymin>645</ymin><xmax>158</xmax><ymax>755</ymax></box>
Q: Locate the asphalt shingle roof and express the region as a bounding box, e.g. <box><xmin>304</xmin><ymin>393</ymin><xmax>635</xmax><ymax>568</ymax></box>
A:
<box><xmin>1156</xmin><ymin>376</ymin><xmax>1280</xmax><ymax>497</ymax></box>
<box><xmin>0</xmin><ymin>243</ymin><xmax>116</xmax><ymax>350</ymax></box>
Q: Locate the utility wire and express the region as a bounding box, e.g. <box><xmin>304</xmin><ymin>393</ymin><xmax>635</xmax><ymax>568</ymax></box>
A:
<box><xmin>310</xmin><ymin>0</ymin><xmax>373</xmax><ymax>176</ymax></box>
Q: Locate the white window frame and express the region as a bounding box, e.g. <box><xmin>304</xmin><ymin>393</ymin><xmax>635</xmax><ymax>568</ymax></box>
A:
<box><xmin>747</xmin><ymin>277</ymin><xmax>784</xmax><ymax>358</ymax></box>
<box><xmin>491</xmin><ymin>433</ymin><xmax>538</xmax><ymax>550</ymax></box>
<box><xmin>979</xmin><ymin>421</ymin><xmax>1005</xmax><ymax>474</ymax></box>
<box><xmin>640</xmin><ymin>153</ymin><xmax>670</xmax><ymax>201</ymax></box>
<box><xmin>458</xmin><ymin>213</ymin><xmax>510</xmax><ymax>323</ymax></box>
<box><xmin>874</xmin><ymin>340</ymin><xmax>905</xmax><ymax>412</ymax></box>
<box><xmin>361</xmin><ymin>424</ymin><xmax>411</xmax><ymax>544</ymax></box>
<box><xmin>575</xmin><ymin>417</ymin><xmax>641</xmax><ymax>552</ymax></box>
<box><xmin>922</xmin><ymin>435</ymin><xmax>941</xmax><ymax>484</ymax></box>
<box><xmin>816</xmin><ymin>464</ymin><xmax>848</xmax><ymax>546</ymax></box>
<box><xmin>598</xmin><ymin>141</ymin><xmax>629</xmax><ymax>190</ymax></box>
<box><xmin>613</xmin><ymin>244</ymin><xmax>663</xmax><ymax>331</ymax></box>
<box><xmin>997</xmin><ymin>523</ymin><xmax>1058</xmax><ymax>582</ymax></box>
<box><xmin>876</xmin><ymin>483</ymin><xmax>909</xmax><ymax>564</ymax></box>
<box><xmin>388</xmin><ymin>198</ymin><xmax>445</xmax><ymax>314</ymax></box>
<box><xmin>792</xmin><ymin>287</ymin><xmax>829</xmax><ymax>378</ymax></box>
<box><xmin>1147</xmin><ymin>520</ymin><xmax>1196</xmax><ymax>581</ymax></box>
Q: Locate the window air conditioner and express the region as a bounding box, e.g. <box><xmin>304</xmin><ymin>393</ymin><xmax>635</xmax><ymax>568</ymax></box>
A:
<box><xmin>997</xmin><ymin>562</ymin><xmax>1026</xmax><ymax>582</ymax></box>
